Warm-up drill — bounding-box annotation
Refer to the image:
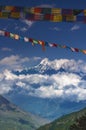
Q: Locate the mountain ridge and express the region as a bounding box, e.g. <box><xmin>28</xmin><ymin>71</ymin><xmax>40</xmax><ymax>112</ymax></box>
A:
<box><xmin>37</xmin><ymin>107</ymin><xmax>86</xmax><ymax>130</ymax></box>
<box><xmin>13</xmin><ymin>58</ymin><xmax>86</xmax><ymax>75</ymax></box>
<box><xmin>0</xmin><ymin>95</ymin><xmax>48</xmax><ymax>130</ymax></box>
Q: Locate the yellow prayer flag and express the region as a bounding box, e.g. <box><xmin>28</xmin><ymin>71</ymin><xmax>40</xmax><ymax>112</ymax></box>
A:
<box><xmin>83</xmin><ymin>10</ymin><xmax>86</xmax><ymax>16</ymax></box>
<box><xmin>5</xmin><ymin>6</ymin><xmax>14</xmax><ymax>11</ymax></box>
<box><xmin>30</xmin><ymin>8</ymin><xmax>35</xmax><ymax>13</ymax></box>
<box><xmin>52</xmin><ymin>15</ymin><xmax>62</xmax><ymax>22</ymax></box>
<box><xmin>66</xmin><ymin>15</ymin><xmax>76</xmax><ymax>22</ymax></box>
<box><xmin>0</xmin><ymin>12</ymin><xmax>9</xmax><ymax>18</ymax></box>
<box><xmin>10</xmin><ymin>12</ymin><xmax>20</xmax><ymax>18</ymax></box>
<box><xmin>51</xmin><ymin>8</ymin><xmax>61</xmax><ymax>14</ymax></box>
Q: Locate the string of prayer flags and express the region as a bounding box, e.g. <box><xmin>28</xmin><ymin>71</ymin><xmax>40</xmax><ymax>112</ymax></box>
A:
<box><xmin>0</xmin><ymin>6</ymin><xmax>83</xmax><ymax>15</ymax></box>
<box><xmin>0</xmin><ymin>11</ymin><xmax>86</xmax><ymax>23</ymax></box>
<box><xmin>0</xmin><ymin>30</ymin><xmax>86</xmax><ymax>55</ymax></box>
<box><xmin>0</xmin><ymin>6</ymin><xmax>86</xmax><ymax>23</ymax></box>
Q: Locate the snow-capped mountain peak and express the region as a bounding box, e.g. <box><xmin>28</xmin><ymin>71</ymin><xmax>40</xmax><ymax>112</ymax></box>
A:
<box><xmin>13</xmin><ymin>58</ymin><xmax>86</xmax><ymax>75</ymax></box>
<box><xmin>35</xmin><ymin>58</ymin><xmax>86</xmax><ymax>74</ymax></box>
<box><xmin>39</xmin><ymin>58</ymin><xmax>49</xmax><ymax>65</ymax></box>
<box><xmin>35</xmin><ymin>58</ymin><xmax>51</xmax><ymax>73</ymax></box>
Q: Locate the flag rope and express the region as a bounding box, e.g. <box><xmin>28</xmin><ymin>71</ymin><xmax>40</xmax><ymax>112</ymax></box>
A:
<box><xmin>0</xmin><ymin>30</ymin><xmax>86</xmax><ymax>54</ymax></box>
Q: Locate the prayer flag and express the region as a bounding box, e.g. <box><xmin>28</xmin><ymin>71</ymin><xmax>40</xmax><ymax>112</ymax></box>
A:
<box><xmin>14</xmin><ymin>34</ymin><xmax>20</xmax><ymax>40</ymax></box>
<box><xmin>0</xmin><ymin>30</ymin><xmax>5</xmax><ymax>36</ymax></box>
<box><xmin>62</xmin><ymin>9</ymin><xmax>73</xmax><ymax>15</ymax></box>
<box><xmin>24</xmin><ymin>37</ymin><xmax>29</xmax><ymax>42</ymax></box>
<box><xmin>51</xmin><ymin>8</ymin><xmax>61</xmax><ymax>14</ymax></box>
<box><xmin>52</xmin><ymin>15</ymin><xmax>62</xmax><ymax>22</ymax></box>
<box><xmin>34</xmin><ymin>8</ymin><xmax>42</xmax><ymax>13</ymax></box>
<box><xmin>10</xmin><ymin>12</ymin><xmax>20</xmax><ymax>19</ymax></box>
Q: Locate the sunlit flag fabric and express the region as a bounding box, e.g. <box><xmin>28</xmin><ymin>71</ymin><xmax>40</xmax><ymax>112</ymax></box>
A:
<box><xmin>0</xmin><ymin>6</ymin><xmax>86</xmax><ymax>23</ymax></box>
<box><xmin>0</xmin><ymin>6</ymin><xmax>83</xmax><ymax>15</ymax></box>
<box><xmin>0</xmin><ymin>30</ymin><xmax>86</xmax><ymax>54</ymax></box>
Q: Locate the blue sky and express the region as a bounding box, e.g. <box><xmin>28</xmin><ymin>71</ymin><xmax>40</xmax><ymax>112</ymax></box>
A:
<box><xmin>0</xmin><ymin>0</ymin><xmax>86</xmax><ymax>113</ymax></box>
<box><xmin>0</xmin><ymin>0</ymin><xmax>86</xmax><ymax>62</ymax></box>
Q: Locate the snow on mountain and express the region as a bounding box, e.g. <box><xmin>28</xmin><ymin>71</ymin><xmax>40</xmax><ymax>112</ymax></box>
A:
<box><xmin>36</xmin><ymin>58</ymin><xmax>86</xmax><ymax>73</ymax></box>
<box><xmin>14</xmin><ymin>58</ymin><xmax>86</xmax><ymax>75</ymax></box>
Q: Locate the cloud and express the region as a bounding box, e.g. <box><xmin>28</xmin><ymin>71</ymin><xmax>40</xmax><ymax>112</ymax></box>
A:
<box><xmin>16</xmin><ymin>81</ymin><xmax>26</xmax><ymax>88</ymax></box>
<box><xmin>15</xmin><ymin>19</ymin><xmax>34</xmax><ymax>32</ymax></box>
<box><xmin>21</xmin><ymin>20</ymin><xmax>34</xmax><ymax>32</ymax></box>
<box><xmin>0</xmin><ymin>55</ymin><xmax>30</xmax><ymax>70</ymax></box>
<box><xmin>0</xmin><ymin>58</ymin><xmax>86</xmax><ymax>102</ymax></box>
<box><xmin>23</xmin><ymin>72</ymin><xmax>86</xmax><ymax>102</ymax></box>
<box><xmin>33</xmin><ymin>57</ymin><xmax>42</xmax><ymax>61</ymax></box>
<box><xmin>0</xmin><ymin>68</ymin><xmax>86</xmax><ymax>102</ymax></box>
<box><xmin>20</xmin><ymin>27</ymin><xmax>28</xmax><ymax>32</ymax></box>
<box><xmin>50</xmin><ymin>27</ymin><xmax>61</xmax><ymax>31</ymax></box>
<box><xmin>0</xmin><ymin>55</ymin><xmax>20</xmax><ymax>65</ymax></box>
<box><xmin>22</xmin><ymin>20</ymin><xmax>34</xmax><ymax>27</ymax></box>
<box><xmin>1</xmin><ymin>47</ymin><xmax>12</xmax><ymax>52</ymax></box>
<box><xmin>30</xmin><ymin>85</ymin><xmax>64</xmax><ymax>98</ymax></box>
<box><xmin>0</xmin><ymin>83</ymin><xmax>12</xmax><ymax>95</ymax></box>
<box><xmin>50</xmin><ymin>73</ymin><xmax>81</xmax><ymax>89</ymax></box>
<box><xmin>71</xmin><ymin>25</ymin><xmax>80</xmax><ymax>31</ymax></box>
<box><xmin>13</xmin><ymin>20</ymin><xmax>34</xmax><ymax>32</ymax></box>
<box><xmin>0</xmin><ymin>55</ymin><xmax>42</xmax><ymax>71</ymax></box>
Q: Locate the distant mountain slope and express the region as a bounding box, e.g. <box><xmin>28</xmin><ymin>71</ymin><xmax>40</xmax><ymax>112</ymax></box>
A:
<box><xmin>37</xmin><ymin>107</ymin><xmax>86</xmax><ymax>130</ymax></box>
<box><xmin>0</xmin><ymin>95</ymin><xmax>48</xmax><ymax>130</ymax></box>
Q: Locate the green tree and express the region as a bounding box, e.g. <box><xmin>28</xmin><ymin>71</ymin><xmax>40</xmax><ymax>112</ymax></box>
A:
<box><xmin>70</xmin><ymin>114</ymin><xmax>86</xmax><ymax>130</ymax></box>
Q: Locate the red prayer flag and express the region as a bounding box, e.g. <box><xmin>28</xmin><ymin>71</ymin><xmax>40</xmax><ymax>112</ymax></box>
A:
<box><xmin>34</xmin><ymin>8</ymin><xmax>42</xmax><ymax>13</ymax></box>
<box><xmin>5</xmin><ymin>31</ymin><xmax>10</xmax><ymax>37</ymax></box>
<box><xmin>52</xmin><ymin>43</ymin><xmax>58</xmax><ymax>47</ymax></box>
<box><xmin>74</xmin><ymin>48</ymin><xmax>79</xmax><ymax>52</ymax></box>
<box><xmin>29</xmin><ymin>38</ymin><xmax>33</xmax><ymax>43</ymax></box>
